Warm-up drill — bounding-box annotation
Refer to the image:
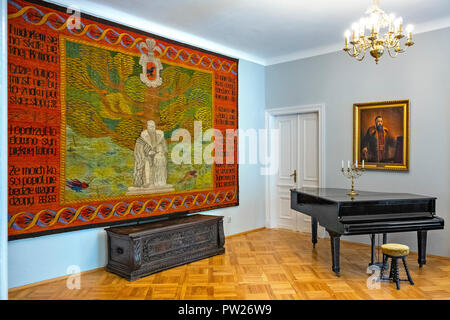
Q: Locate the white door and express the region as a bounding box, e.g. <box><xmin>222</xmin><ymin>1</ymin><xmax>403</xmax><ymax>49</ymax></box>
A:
<box><xmin>271</xmin><ymin>112</ymin><xmax>319</xmax><ymax>232</ymax></box>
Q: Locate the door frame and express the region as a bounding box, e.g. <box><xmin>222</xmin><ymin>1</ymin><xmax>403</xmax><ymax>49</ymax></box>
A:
<box><xmin>264</xmin><ymin>104</ymin><xmax>326</xmax><ymax>229</ymax></box>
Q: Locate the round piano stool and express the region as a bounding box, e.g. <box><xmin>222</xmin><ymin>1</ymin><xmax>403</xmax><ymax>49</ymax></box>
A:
<box><xmin>380</xmin><ymin>243</ymin><xmax>414</xmax><ymax>290</ymax></box>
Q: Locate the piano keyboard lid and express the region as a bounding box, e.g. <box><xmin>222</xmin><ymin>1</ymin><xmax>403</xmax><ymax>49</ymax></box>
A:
<box><xmin>292</xmin><ymin>187</ymin><xmax>436</xmax><ymax>204</ymax></box>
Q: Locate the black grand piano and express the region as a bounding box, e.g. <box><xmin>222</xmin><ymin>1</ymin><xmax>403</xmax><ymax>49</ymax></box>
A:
<box><xmin>290</xmin><ymin>187</ymin><xmax>444</xmax><ymax>275</ymax></box>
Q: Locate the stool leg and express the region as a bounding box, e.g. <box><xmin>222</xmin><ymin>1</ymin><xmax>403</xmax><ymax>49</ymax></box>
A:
<box><xmin>393</xmin><ymin>258</ymin><xmax>401</xmax><ymax>290</ymax></box>
<box><xmin>402</xmin><ymin>257</ymin><xmax>414</xmax><ymax>285</ymax></box>
<box><xmin>389</xmin><ymin>258</ymin><xmax>394</xmax><ymax>280</ymax></box>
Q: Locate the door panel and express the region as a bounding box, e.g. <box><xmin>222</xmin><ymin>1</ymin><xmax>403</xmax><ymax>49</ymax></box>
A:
<box><xmin>277</xmin><ymin>193</ymin><xmax>296</xmax><ymax>229</ymax></box>
<box><xmin>272</xmin><ymin>112</ymin><xmax>319</xmax><ymax>232</ymax></box>
<box><xmin>296</xmin><ymin>113</ymin><xmax>319</xmax><ymax>232</ymax></box>
<box><xmin>299</xmin><ymin>113</ymin><xmax>319</xmax><ymax>186</ymax></box>
<box><xmin>273</xmin><ymin>115</ymin><xmax>297</xmax><ymax>231</ymax></box>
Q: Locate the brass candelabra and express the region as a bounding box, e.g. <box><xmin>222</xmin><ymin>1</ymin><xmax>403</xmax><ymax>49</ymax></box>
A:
<box><xmin>341</xmin><ymin>163</ymin><xmax>365</xmax><ymax>197</ymax></box>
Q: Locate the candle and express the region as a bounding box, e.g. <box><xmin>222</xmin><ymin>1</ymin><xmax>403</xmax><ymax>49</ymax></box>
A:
<box><xmin>359</xmin><ymin>18</ymin><xmax>366</xmax><ymax>37</ymax></box>
<box><xmin>351</xmin><ymin>23</ymin><xmax>358</xmax><ymax>41</ymax></box>
<box><xmin>355</xmin><ymin>160</ymin><xmax>358</xmax><ymax>168</ymax></box>
<box><xmin>344</xmin><ymin>30</ymin><xmax>350</xmax><ymax>48</ymax></box>
<box><xmin>406</xmin><ymin>24</ymin><xmax>414</xmax><ymax>41</ymax></box>
<box><xmin>370</xmin><ymin>13</ymin><xmax>377</xmax><ymax>35</ymax></box>
<box><xmin>348</xmin><ymin>160</ymin><xmax>350</xmax><ymax>168</ymax></box>
<box><xmin>342</xmin><ymin>160</ymin><xmax>344</xmax><ymax>169</ymax></box>
<box><xmin>362</xmin><ymin>160</ymin><xmax>365</xmax><ymax>168</ymax></box>
<box><xmin>395</xmin><ymin>17</ymin><xmax>403</xmax><ymax>34</ymax></box>
<box><xmin>388</xmin><ymin>13</ymin><xmax>395</xmax><ymax>33</ymax></box>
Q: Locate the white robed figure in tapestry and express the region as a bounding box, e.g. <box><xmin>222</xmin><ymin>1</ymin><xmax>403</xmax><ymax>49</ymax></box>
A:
<box><xmin>127</xmin><ymin>120</ymin><xmax>174</xmax><ymax>195</ymax></box>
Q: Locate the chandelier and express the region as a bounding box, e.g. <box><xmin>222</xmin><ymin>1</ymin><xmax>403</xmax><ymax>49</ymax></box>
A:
<box><xmin>343</xmin><ymin>0</ymin><xmax>414</xmax><ymax>64</ymax></box>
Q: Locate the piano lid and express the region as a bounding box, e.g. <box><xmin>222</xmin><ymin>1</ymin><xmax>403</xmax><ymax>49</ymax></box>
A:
<box><xmin>291</xmin><ymin>187</ymin><xmax>436</xmax><ymax>203</ymax></box>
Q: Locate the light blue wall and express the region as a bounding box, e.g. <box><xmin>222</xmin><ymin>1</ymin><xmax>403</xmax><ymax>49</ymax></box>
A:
<box><xmin>223</xmin><ymin>60</ymin><xmax>266</xmax><ymax>236</ymax></box>
<box><xmin>265</xmin><ymin>27</ymin><xmax>450</xmax><ymax>258</ymax></box>
<box><xmin>7</xmin><ymin>59</ymin><xmax>266</xmax><ymax>289</ymax></box>
<box><xmin>8</xmin><ymin>228</ymin><xmax>107</xmax><ymax>288</ymax></box>
<box><xmin>0</xmin><ymin>0</ymin><xmax>9</xmax><ymax>300</ymax></box>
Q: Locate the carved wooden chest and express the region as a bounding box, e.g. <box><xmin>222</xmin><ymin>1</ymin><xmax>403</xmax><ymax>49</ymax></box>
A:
<box><xmin>105</xmin><ymin>214</ymin><xmax>225</xmax><ymax>281</ymax></box>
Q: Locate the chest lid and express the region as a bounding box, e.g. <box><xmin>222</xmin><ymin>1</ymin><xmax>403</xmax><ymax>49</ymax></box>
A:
<box><xmin>105</xmin><ymin>214</ymin><xmax>222</xmax><ymax>238</ymax></box>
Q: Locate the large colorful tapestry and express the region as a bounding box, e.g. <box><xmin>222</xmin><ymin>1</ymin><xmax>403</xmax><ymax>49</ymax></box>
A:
<box><xmin>7</xmin><ymin>0</ymin><xmax>239</xmax><ymax>239</ymax></box>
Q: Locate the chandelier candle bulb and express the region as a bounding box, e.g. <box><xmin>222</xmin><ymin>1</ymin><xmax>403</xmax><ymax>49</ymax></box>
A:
<box><xmin>359</xmin><ymin>18</ymin><xmax>366</xmax><ymax>36</ymax></box>
<box><xmin>388</xmin><ymin>13</ymin><xmax>395</xmax><ymax>32</ymax></box>
<box><xmin>406</xmin><ymin>24</ymin><xmax>414</xmax><ymax>42</ymax></box>
<box><xmin>351</xmin><ymin>23</ymin><xmax>358</xmax><ymax>41</ymax></box>
<box><xmin>395</xmin><ymin>17</ymin><xmax>403</xmax><ymax>34</ymax></box>
<box><xmin>344</xmin><ymin>30</ymin><xmax>350</xmax><ymax>48</ymax></box>
<box><xmin>406</xmin><ymin>24</ymin><xmax>414</xmax><ymax>33</ymax></box>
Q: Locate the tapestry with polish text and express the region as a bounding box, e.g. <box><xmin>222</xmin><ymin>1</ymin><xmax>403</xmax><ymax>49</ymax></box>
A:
<box><xmin>7</xmin><ymin>0</ymin><xmax>239</xmax><ymax>239</ymax></box>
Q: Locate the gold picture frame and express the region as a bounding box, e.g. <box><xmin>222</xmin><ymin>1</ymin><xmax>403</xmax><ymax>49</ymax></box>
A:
<box><xmin>353</xmin><ymin>100</ymin><xmax>410</xmax><ymax>171</ymax></box>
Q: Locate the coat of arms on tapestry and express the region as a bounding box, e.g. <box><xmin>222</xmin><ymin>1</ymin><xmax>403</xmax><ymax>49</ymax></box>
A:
<box><xmin>7</xmin><ymin>0</ymin><xmax>239</xmax><ymax>239</ymax></box>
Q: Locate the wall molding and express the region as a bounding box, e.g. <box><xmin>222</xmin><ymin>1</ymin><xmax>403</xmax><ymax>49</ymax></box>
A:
<box><xmin>7</xmin><ymin>267</ymin><xmax>104</xmax><ymax>293</ymax></box>
<box><xmin>44</xmin><ymin>0</ymin><xmax>265</xmax><ymax>65</ymax></box>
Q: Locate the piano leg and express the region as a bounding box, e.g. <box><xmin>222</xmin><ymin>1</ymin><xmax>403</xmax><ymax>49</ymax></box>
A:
<box><xmin>382</xmin><ymin>233</ymin><xmax>388</xmax><ymax>270</ymax></box>
<box><xmin>370</xmin><ymin>234</ymin><xmax>376</xmax><ymax>265</ymax></box>
<box><xmin>369</xmin><ymin>234</ymin><xmax>389</xmax><ymax>270</ymax></box>
<box><xmin>327</xmin><ymin>230</ymin><xmax>341</xmax><ymax>276</ymax></box>
<box><xmin>417</xmin><ymin>230</ymin><xmax>428</xmax><ymax>267</ymax></box>
<box><xmin>311</xmin><ymin>217</ymin><xmax>318</xmax><ymax>248</ymax></box>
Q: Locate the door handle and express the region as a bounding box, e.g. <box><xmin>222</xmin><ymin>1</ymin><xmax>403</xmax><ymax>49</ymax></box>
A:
<box><xmin>290</xmin><ymin>170</ymin><xmax>297</xmax><ymax>183</ymax></box>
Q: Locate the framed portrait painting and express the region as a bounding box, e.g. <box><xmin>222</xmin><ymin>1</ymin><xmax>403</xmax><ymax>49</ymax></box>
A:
<box><xmin>353</xmin><ymin>100</ymin><xmax>410</xmax><ymax>171</ymax></box>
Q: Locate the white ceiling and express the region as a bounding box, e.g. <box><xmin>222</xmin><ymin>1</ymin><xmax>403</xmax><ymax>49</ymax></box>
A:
<box><xmin>53</xmin><ymin>0</ymin><xmax>450</xmax><ymax>65</ymax></box>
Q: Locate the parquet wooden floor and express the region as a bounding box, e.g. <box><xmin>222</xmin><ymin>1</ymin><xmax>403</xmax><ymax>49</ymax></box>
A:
<box><xmin>8</xmin><ymin>228</ymin><xmax>450</xmax><ymax>300</ymax></box>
